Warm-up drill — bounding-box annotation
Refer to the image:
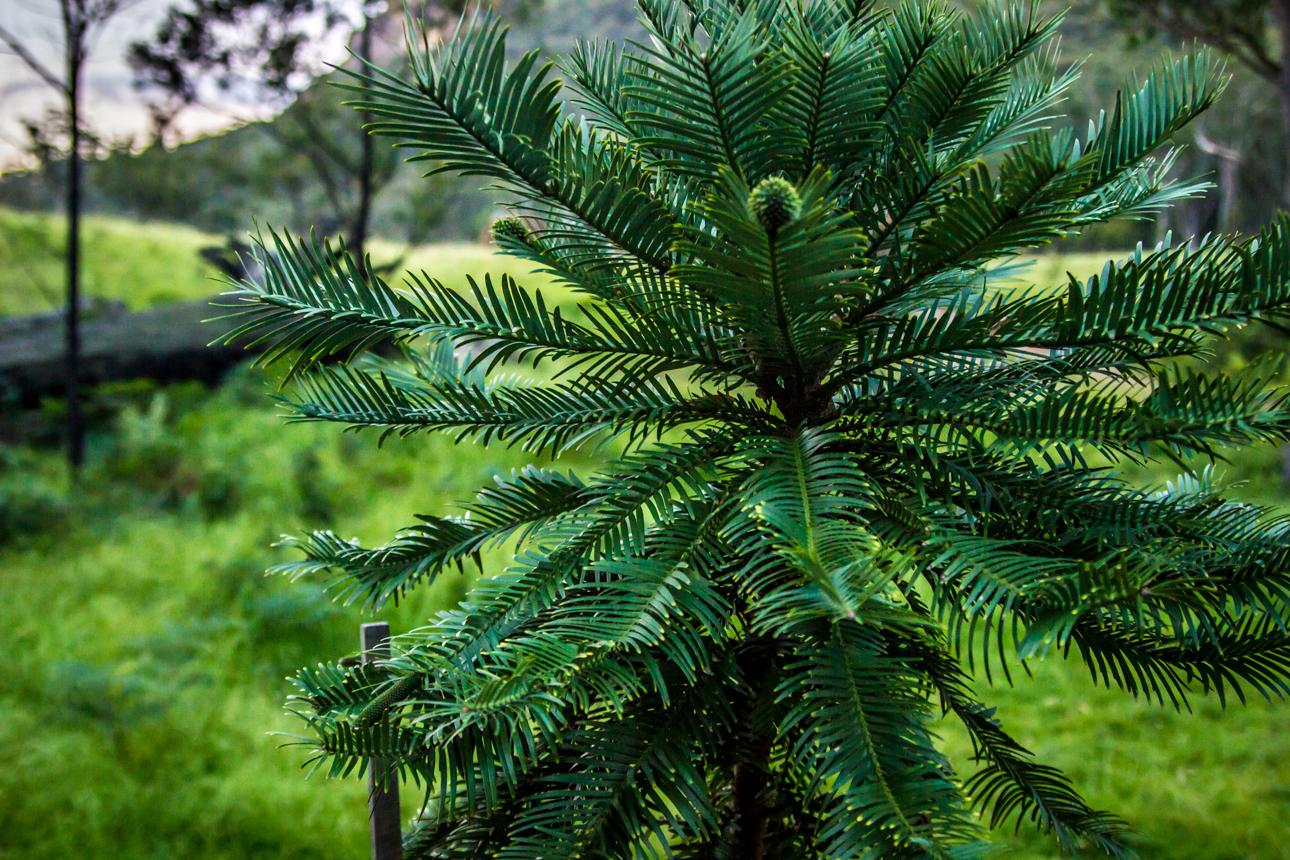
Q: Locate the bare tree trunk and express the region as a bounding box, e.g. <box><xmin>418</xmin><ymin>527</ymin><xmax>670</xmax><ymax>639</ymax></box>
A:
<box><xmin>1273</xmin><ymin>1</ymin><xmax>1290</xmax><ymax>490</ymax></box>
<box><xmin>732</xmin><ymin>736</ymin><xmax>772</xmax><ymax>859</ymax></box>
<box><xmin>1216</xmin><ymin>156</ymin><xmax>1241</xmax><ymax>232</ymax></box>
<box><xmin>63</xmin><ymin>0</ymin><xmax>85</xmax><ymax>470</ymax></box>
<box><xmin>352</xmin><ymin>8</ymin><xmax>375</xmax><ymax>277</ymax></box>
<box><xmin>1194</xmin><ymin>127</ymin><xmax>1241</xmax><ymax>232</ymax></box>
<box><xmin>1273</xmin><ymin>0</ymin><xmax>1290</xmax><ymax>208</ymax></box>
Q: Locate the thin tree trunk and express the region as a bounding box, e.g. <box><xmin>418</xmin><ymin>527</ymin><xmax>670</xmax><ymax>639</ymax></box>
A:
<box><xmin>1194</xmin><ymin>127</ymin><xmax>1241</xmax><ymax>232</ymax></box>
<box><xmin>1217</xmin><ymin>156</ymin><xmax>1240</xmax><ymax>232</ymax></box>
<box><xmin>63</xmin><ymin>0</ymin><xmax>84</xmax><ymax>470</ymax></box>
<box><xmin>1273</xmin><ymin>0</ymin><xmax>1290</xmax><ymax>208</ymax></box>
<box><xmin>352</xmin><ymin>8</ymin><xmax>375</xmax><ymax>277</ymax></box>
<box><xmin>1274</xmin><ymin>0</ymin><xmax>1290</xmax><ymax>490</ymax></box>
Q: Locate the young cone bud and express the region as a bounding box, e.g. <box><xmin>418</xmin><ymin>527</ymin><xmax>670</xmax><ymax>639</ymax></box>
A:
<box><xmin>490</xmin><ymin>216</ymin><xmax>532</xmax><ymax>246</ymax></box>
<box><xmin>354</xmin><ymin>673</ymin><xmax>421</xmax><ymax>728</ymax></box>
<box><xmin>749</xmin><ymin>176</ymin><xmax>801</xmax><ymax>236</ymax></box>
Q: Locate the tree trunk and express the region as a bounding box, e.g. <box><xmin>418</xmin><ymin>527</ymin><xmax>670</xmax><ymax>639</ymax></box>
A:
<box><xmin>352</xmin><ymin>8</ymin><xmax>375</xmax><ymax>277</ymax></box>
<box><xmin>731</xmin><ymin>640</ymin><xmax>777</xmax><ymax>859</ymax></box>
<box><xmin>1194</xmin><ymin>127</ymin><xmax>1242</xmax><ymax>232</ymax></box>
<box><xmin>1274</xmin><ymin>1</ymin><xmax>1290</xmax><ymax>490</ymax></box>
<box><xmin>63</xmin><ymin>1</ymin><xmax>84</xmax><ymax>469</ymax></box>
<box><xmin>1216</xmin><ymin>155</ymin><xmax>1241</xmax><ymax>232</ymax></box>
<box><xmin>732</xmin><ymin>736</ymin><xmax>773</xmax><ymax>859</ymax></box>
<box><xmin>1273</xmin><ymin>0</ymin><xmax>1290</xmax><ymax>208</ymax></box>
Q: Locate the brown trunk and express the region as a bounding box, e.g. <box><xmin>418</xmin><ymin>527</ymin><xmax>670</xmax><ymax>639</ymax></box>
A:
<box><xmin>1274</xmin><ymin>1</ymin><xmax>1290</xmax><ymax>490</ymax></box>
<box><xmin>1194</xmin><ymin>128</ymin><xmax>1242</xmax><ymax>231</ymax></box>
<box><xmin>1217</xmin><ymin>156</ymin><xmax>1240</xmax><ymax>232</ymax></box>
<box><xmin>732</xmin><ymin>737</ymin><xmax>773</xmax><ymax>859</ymax></box>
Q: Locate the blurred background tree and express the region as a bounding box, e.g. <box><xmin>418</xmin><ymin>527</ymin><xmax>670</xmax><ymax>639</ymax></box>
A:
<box><xmin>1096</xmin><ymin>0</ymin><xmax>1290</xmax><ymax>455</ymax></box>
<box><xmin>1</xmin><ymin>0</ymin><xmax>130</xmax><ymax>468</ymax></box>
<box><xmin>132</xmin><ymin>0</ymin><xmax>423</xmax><ymax>272</ymax></box>
<box><xmin>1100</xmin><ymin>0</ymin><xmax>1290</xmax><ymax>212</ymax></box>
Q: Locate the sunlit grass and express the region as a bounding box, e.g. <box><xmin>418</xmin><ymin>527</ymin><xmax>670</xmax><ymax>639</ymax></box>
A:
<box><xmin>937</xmin><ymin>640</ymin><xmax>1289</xmax><ymax>859</ymax></box>
<box><xmin>0</xmin><ymin>209</ymin><xmax>564</xmax><ymax>318</ymax></box>
<box><xmin>0</xmin><ymin>208</ymin><xmax>223</xmax><ymax>315</ymax></box>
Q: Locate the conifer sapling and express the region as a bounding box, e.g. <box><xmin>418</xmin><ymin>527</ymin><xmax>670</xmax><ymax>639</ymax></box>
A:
<box><xmin>222</xmin><ymin>0</ymin><xmax>1290</xmax><ymax>856</ymax></box>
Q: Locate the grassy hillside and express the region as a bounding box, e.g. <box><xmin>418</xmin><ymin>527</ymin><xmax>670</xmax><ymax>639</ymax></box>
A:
<box><xmin>0</xmin><ymin>208</ymin><xmax>223</xmax><ymax>316</ymax></box>
<box><xmin>1</xmin><ymin>206</ymin><xmax>1128</xmax><ymax>315</ymax></box>
<box><xmin>1</xmin><ymin>214</ymin><xmax>1287</xmax><ymax>857</ymax></box>
<box><xmin>0</xmin><ymin>207</ymin><xmax>561</xmax><ymax>317</ymax></box>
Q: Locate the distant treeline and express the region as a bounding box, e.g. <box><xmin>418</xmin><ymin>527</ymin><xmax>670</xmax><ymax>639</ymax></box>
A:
<box><xmin>0</xmin><ymin>87</ymin><xmax>497</xmax><ymax>245</ymax></box>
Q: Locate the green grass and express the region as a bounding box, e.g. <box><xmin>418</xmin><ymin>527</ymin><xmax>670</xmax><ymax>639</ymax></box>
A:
<box><xmin>939</xmin><ymin>660</ymin><xmax>1290</xmax><ymax>860</ymax></box>
<box><xmin>0</xmin><ymin>208</ymin><xmax>223</xmax><ymax>315</ymax></box>
<box><xmin>0</xmin><ymin>204</ymin><xmax>1125</xmax><ymax>317</ymax></box>
<box><xmin>4</xmin><ymin>379</ymin><xmax>1287</xmax><ymax>858</ymax></box>
<box><xmin>1024</xmin><ymin>249</ymin><xmax>1124</xmax><ymax>289</ymax></box>
<box><xmin>1</xmin><ymin>214</ymin><xmax>1287</xmax><ymax>857</ymax></box>
<box><xmin>0</xmin><ymin>372</ymin><xmax>567</xmax><ymax>858</ymax></box>
<box><xmin>0</xmin><ymin>207</ymin><xmax>558</xmax><ymax>317</ymax></box>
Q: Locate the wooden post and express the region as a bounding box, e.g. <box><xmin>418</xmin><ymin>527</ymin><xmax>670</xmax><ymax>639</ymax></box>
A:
<box><xmin>361</xmin><ymin>622</ymin><xmax>403</xmax><ymax>860</ymax></box>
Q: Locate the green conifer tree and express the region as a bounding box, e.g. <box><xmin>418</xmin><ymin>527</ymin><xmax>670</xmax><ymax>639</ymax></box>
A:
<box><xmin>222</xmin><ymin>1</ymin><xmax>1290</xmax><ymax>855</ymax></box>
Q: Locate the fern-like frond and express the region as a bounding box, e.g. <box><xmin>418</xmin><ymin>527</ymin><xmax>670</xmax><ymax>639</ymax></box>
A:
<box><xmin>283</xmin><ymin>365</ymin><xmax>772</xmax><ymax>452</ymax></box>
<box><xmin>249</xmin><ymin>2</ymin><xmax>1290</xmax><ymax>854</ymax></box>
<box><xmin>274</xmin><ymin>466</ymin><xmax>591</xmax><ymax>606</ymax></box>
<box><xmin>779</xmin><ymin>623</ymin><xmax>984</xmax><ymax>857</ymax></box>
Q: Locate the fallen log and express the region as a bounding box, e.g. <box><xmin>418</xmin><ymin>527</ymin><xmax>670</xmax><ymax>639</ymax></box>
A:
<box><xmin>0</xmin><ymin>297</ymin><xmax>260</xmax><ymax>406</ymax></box>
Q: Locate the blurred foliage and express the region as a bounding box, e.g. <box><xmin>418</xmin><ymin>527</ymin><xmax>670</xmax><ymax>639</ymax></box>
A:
<box><xmin>9</xmin><ymin>0</ymin><xmax>1282</xmax><ymax>242</ymax></box>
<box><xmin>0</xmin><ymin>446</ymin><xmax>70</xmax><ymax>545</ymax></box>
<box><xmin>0</xmin><ymin>0</ymin><xmax>607</xmax><ymax>242</ymax></box>
<box><xmin>0</xmin><ymin>74</ymin><xmax>478</xmax><ymax>242</ymax></box>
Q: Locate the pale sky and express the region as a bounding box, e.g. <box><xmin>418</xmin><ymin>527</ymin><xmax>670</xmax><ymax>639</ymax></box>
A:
<box><xmin>0</xmin><ymin>0</ymin><xmax>354</xmax><ymax>171</ymax></box>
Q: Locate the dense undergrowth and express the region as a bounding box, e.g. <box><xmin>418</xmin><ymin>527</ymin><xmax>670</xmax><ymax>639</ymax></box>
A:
<box><xmin>0</xmin><ymin>370</ymin><xmax>554</xmax><ymax>857</ymax></box>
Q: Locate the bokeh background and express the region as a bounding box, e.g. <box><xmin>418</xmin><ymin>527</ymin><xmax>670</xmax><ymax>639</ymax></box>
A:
<box><xmin>0</xmin><ymin>0</ymin><xmax>1287</xmax><ymax>857</ymax></box>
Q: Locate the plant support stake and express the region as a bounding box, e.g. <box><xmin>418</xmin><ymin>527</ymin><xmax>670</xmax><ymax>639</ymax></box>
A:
<box><xmin>361</xmin><ymin>622</ymin><xmax>402</xmax><ymax>860</ymax></box>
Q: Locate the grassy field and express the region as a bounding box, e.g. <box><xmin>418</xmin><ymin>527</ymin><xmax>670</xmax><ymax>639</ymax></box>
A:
<box><xmin>0</xmin><ymin>207</ymin><xmax>558</xmax><ymax>316</ymax></box>
<box><xmin>0</xmin><ymin>208</ymin><xmax>222</xmax><ymax>315</ymax></box>
<box><xmin>1</xmin><ymin>210</ymin><xmax>1287</xmax><ymax>858</ymax></box>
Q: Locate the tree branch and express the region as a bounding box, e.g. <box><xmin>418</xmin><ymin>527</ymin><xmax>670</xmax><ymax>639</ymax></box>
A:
<box><xmin>1136</xmin><ymin>4</ymin><xmax>1281</xmax><ymax>83</ymax></box>
<box><xmin>0</xmin><ymin>23</ymin><xmax>67</xmax><ymax>92</ymax></box>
